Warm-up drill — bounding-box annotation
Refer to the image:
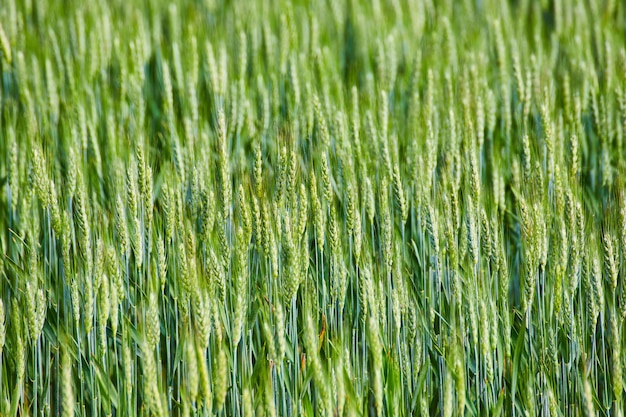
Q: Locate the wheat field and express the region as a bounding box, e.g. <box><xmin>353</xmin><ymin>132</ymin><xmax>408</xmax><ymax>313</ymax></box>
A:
<box><xmin>0</xmin><ymin>0</ymin><xmax>625</xmax><ymax>415</ymax></box>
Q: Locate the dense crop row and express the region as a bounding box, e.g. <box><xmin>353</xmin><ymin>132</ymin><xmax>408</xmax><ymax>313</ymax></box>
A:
<box><xmin>1</xmin><ymin>0</ymin><xmax>626</xmax><ymax>415</ymax></box>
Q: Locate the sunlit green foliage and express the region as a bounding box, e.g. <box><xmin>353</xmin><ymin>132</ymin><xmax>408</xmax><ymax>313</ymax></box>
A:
<box><xmin>0</xmin><ymin>0</ymin><xmax>625</xmax><ymax>415</ymax></box>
